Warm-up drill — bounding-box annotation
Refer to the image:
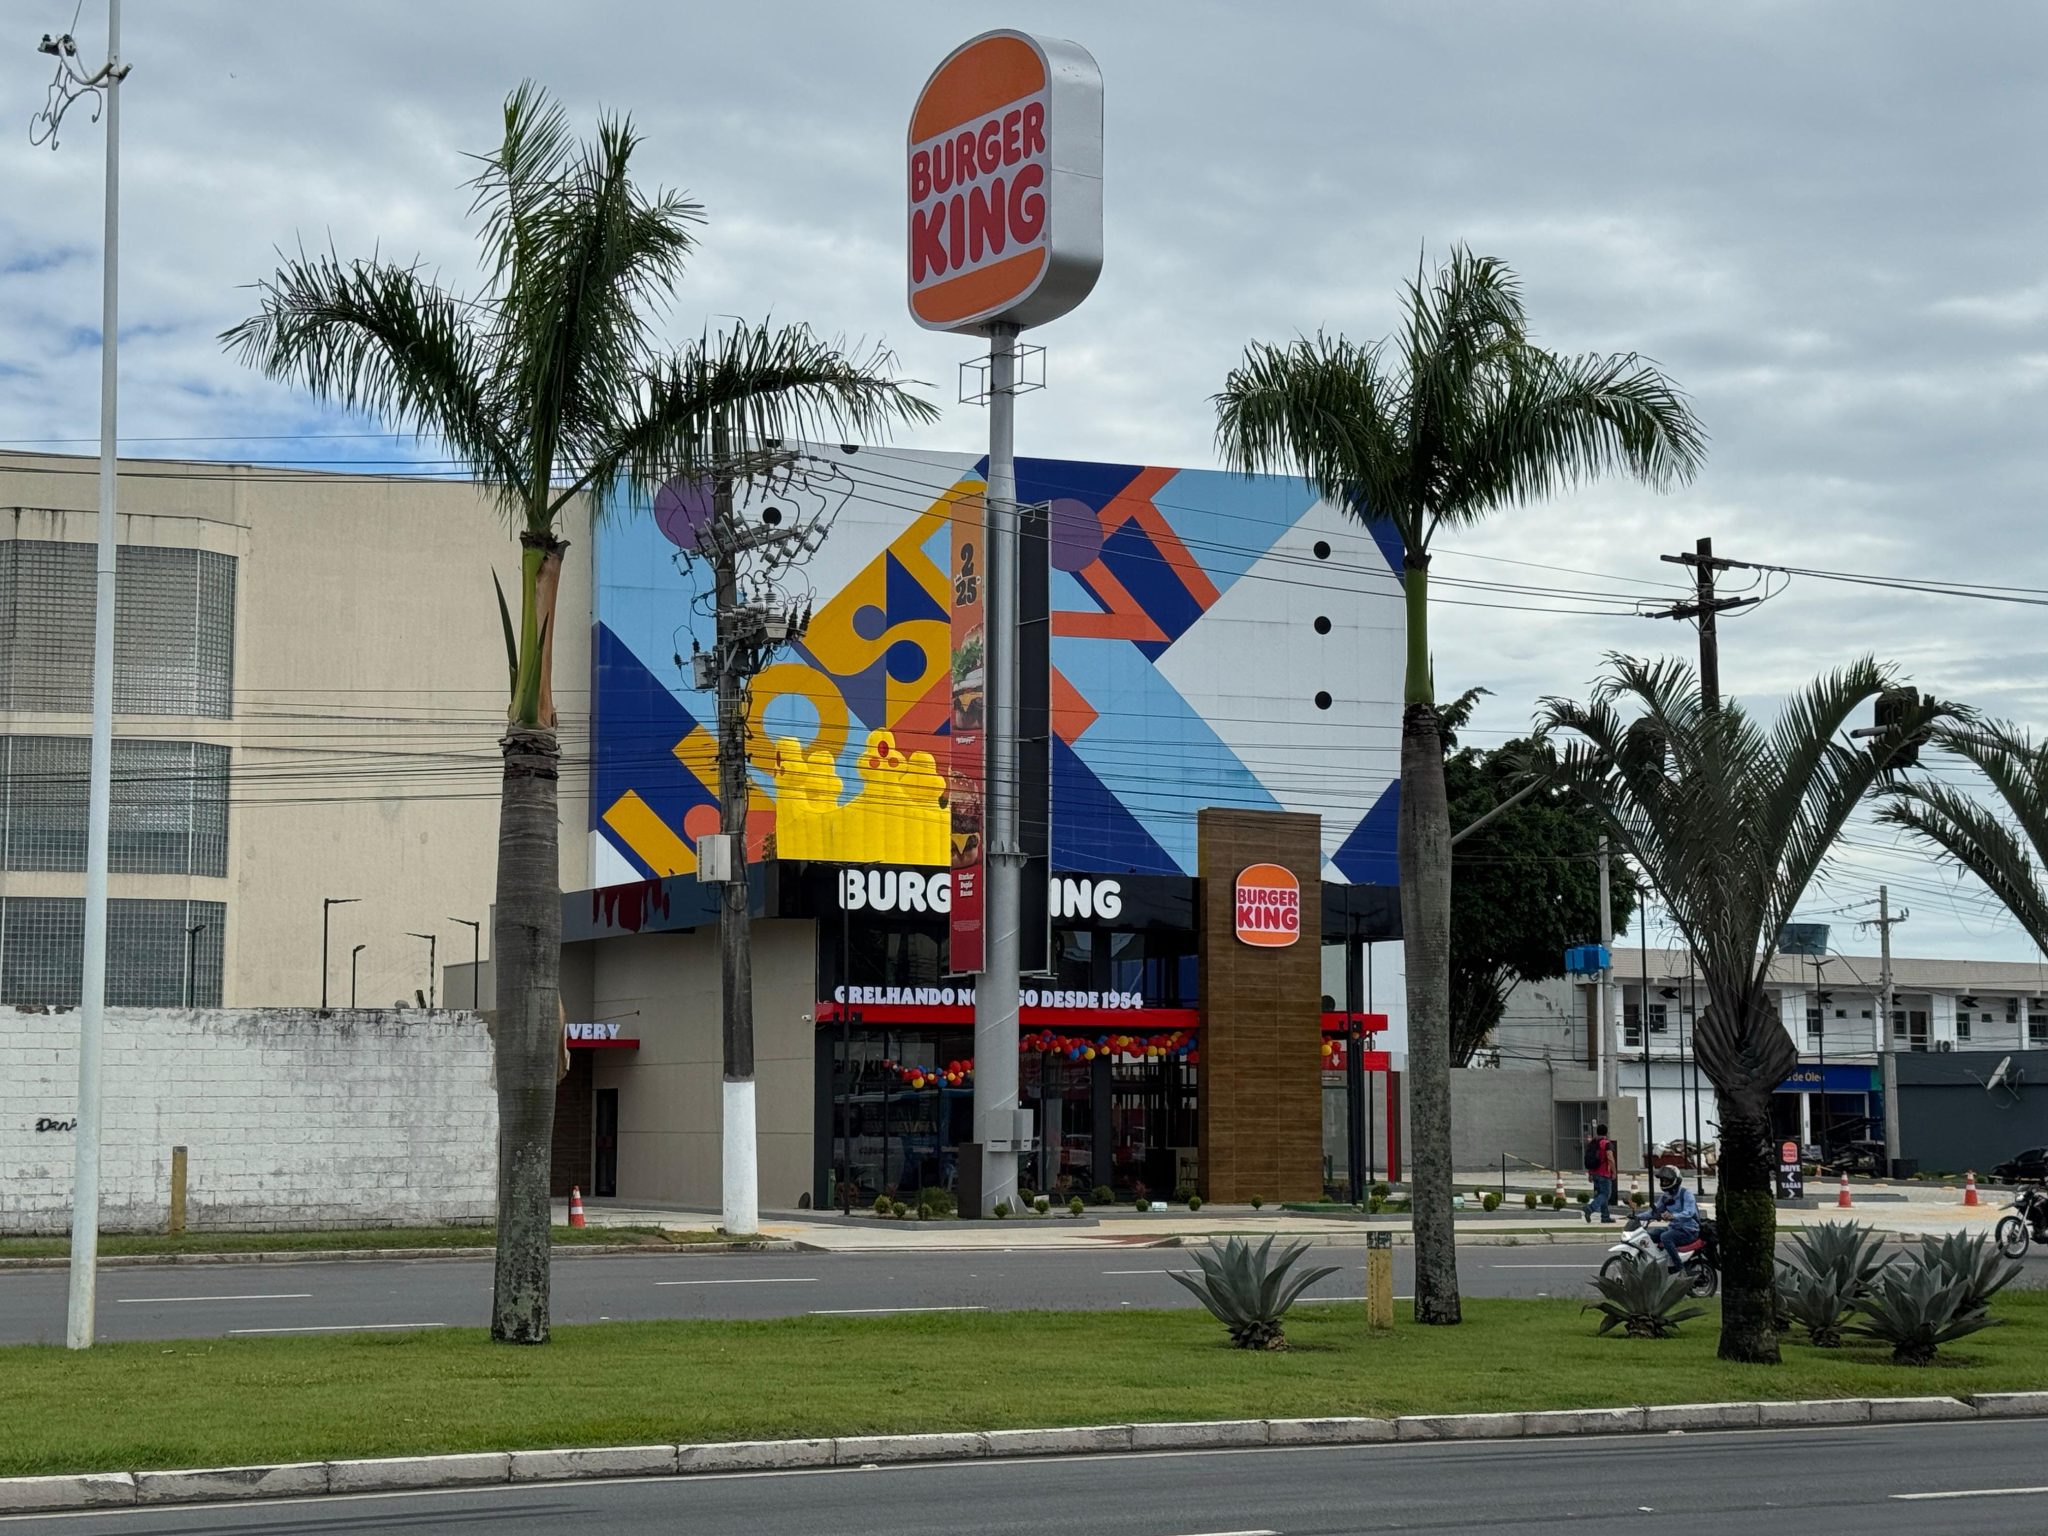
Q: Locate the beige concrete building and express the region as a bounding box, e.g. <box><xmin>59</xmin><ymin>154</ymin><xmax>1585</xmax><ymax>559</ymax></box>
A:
<box><xmin>0</xmin><ymin>451</ymin><xmax>590</xmax><ymax>1010</ymax></box>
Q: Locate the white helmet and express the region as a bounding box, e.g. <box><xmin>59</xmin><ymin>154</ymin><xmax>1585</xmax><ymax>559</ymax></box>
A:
<box><xmin>1656</xmin><ymin>1165</ymin><xmax>1681</xmax><ymax>1191</ymax></box>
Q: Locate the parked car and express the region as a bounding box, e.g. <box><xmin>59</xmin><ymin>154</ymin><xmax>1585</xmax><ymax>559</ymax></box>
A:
<box><xmin>1991</xmin><ymin>1147</ymin><xmax>2048</xmax><ymax>1185</ymax></box>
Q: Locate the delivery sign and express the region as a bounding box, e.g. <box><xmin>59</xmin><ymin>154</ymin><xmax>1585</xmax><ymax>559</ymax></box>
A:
<box><xmin>1234</xmin><ymin>863</ymin><xmax>1301</xmax><ymax>948</ymax></box>
<box><xmin>908</xmin><ymin>30</ymin><xmax>1103</xmax><ymax>333</ymax></box>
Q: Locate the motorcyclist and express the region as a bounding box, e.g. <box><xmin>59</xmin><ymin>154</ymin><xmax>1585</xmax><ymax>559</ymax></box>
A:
<box><xmin>1649</xmin><ymin>1165</ymin><xmax>1700</xmax><ymax>1272</ymax></box>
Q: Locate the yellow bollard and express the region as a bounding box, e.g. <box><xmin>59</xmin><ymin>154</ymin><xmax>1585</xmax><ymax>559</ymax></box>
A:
<box><xmin>1366</xmin><ymin>1230</ymin><xmax>1394</xmax><ymax>1332</ymax></box>
<box><xmin>169</xmin><ymin>1146</ymin><xmax>188</xmax><ymax>1237</ymax></box>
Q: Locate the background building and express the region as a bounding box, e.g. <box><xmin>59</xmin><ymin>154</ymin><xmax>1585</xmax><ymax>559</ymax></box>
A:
<box><xmin>0</xmin><ymin>451</ymin><xmax>590</xmax><ymax>1011</ymax></box>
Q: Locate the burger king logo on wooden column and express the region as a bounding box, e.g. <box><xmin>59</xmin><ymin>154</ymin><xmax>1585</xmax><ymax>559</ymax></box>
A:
<box><xmin>1234</xmin><ymin>863</ymin><xmax>1300</xmax><ymax>947</ymax></box>
<box><xmin>908</xmin><ymin>30</ymin><xmax>1103</xmax><ymax>333</ymax></box>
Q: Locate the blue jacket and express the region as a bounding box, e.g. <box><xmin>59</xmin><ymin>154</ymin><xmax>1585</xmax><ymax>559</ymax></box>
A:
<box><xmin>1652</xmin><ymin>1184</ymin><xmax>1700</xmax><ymax>1236</ymax></box>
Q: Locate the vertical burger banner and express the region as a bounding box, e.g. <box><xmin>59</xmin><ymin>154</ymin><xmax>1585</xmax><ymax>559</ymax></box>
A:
<box><xmin>949</xmin><ymin>489</ymin><xmax>988</xmax><ymax>974</ymax></box>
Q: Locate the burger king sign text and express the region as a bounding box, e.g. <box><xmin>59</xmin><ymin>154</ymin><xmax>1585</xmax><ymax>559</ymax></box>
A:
<box><xmin>1234</xmin><ymin>863</ymin><xmax>1301</xmax><ymax>948</ymax></box>
<box><xmin>908</xmin><ymin>30</ymin><xmax>1103</xmax><ymax>333</ymax></box>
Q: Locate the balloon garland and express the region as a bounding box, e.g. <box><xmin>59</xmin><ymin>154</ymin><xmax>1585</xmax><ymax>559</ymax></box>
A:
<box><xmin>882</xmin><ymin>1030</ymin><xmax>1198</xmax><ymax>1090</ymax></box>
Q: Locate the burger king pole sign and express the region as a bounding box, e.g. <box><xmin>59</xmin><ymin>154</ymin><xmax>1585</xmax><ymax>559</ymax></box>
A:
<box><xmin>1235</xmin><ymin>863</ymin><xmax>1302</xmax><ymax>948</ymax></box>
<box><xmin>912</xmin><ymin>30</ymin><xmax>1101</xmax><ymax>1216</ymax></box>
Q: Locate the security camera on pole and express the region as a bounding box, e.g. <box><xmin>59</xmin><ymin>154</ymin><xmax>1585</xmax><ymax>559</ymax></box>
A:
<box><xmin>908</xmin><ymin>30</ymin><xmax>1102</xmax><ymax>1216</ymax></box>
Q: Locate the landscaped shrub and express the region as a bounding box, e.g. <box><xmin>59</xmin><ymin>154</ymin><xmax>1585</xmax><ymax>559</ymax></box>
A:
<box><xmin>1851</xmin><ymin>1260</ymin><xmax>2003</xmax><ymax>1366</ymax></box>
<box><xmin>1482</xmin><ymin>1192</ymin><xmax>1502</xmax><ymax>1212</ymax></box>
<box><xmin>1019</xmin><ymin>1189</ymin><xmax>1038</xmax><ymax>1209</ymax></box>
<box><xmin>1915</xmin><ymin>1231</ymin><xmax>2023</xmax><ymax>1318</ymax></box>
<box><xmin>1585</xmin><ymin>1265</ymin><xmax>1707</xmax><ymax>1339</ymax></box>
<box><xmin>1523</xmin><ymin>1191</ymin><xmax>1539</xmax><ymax>1210</ymax></box>
<box><xmin>1134</xmin><ymin>1196</ymin><xmax>1151</xmax><ymax>1212</ymax></box>
<box><xmin>917</xmin><ymin>1187</ymin><xmax>958</xmax><ymax>1220</ymax></box>
<box><xmin>1188</xmin><ymin>1195</ymin><xmax>1204</xmax><ymax>1212</ymax></box>
<box><xmin>1549</xmin><ymin>1193</ymin><xmax>1568</xmax><ymax>1211</ymax></box>
<box><xmin>1169</xmin><ymin>1236</ymin><xmax>1338</xmax><ymax>1350</ymax></box>
<box><xmin>992</xmin><ymin>1200</ymin><xmax>1011</xmax><ymax>1220</ymax></box>
<box><xmin>1368</xmin><ymin>1196</ymin><xmax>1384</xmax><ymax>1214</ymax></box>
<box><xmin>890</xmin><ymin>1199</ymin><xmax>910</xmax><ymax>1219</ymax></box>
<box><xmin>872</xmin><ymin>1193</ymin><xmax>891</xmax><ymax>1216</ymax></box>
<box><xmin>1250</xmin><ymin>1195</ymin><xmax>1265</xmax><ymax>1210</ymax></box>
<box><xmin>1777</xmin><ymin>1266</ymin><xmax>1858</xmax><ymax>1348</ymax></box>
<box><xmin>1372</xmin><ymin>1180</ymin><xmax>1391</xmax><ymax>1200</ymax></box>
<box><xmin>1171</xmin><ymin>1184</ymin><xmax>1197</xmax><ymax>1206</ymax></box>
<box><xmin>1033</xmin><ymin>1195</ymin><xmax>1051</xmax><ymax>1215</ymax></box>
<box><xmin>1068</xmin><ymin>1195</ymin><xmax>1085</xmax><ymax>1217</ymax></box>
<box><xmin>1576</xmin><ymin>1189</ymin><xmax>1592</xmax><ymax>1206</ymax></box>
<box><xmin>1091</xmin><ymin>1184</ymin><xmax>1116</xmax><ymax>1206</ymax></box>
<box><xmin>1628</xmin><ymin>1192</ymin><xmax>1647</xmax><ymax>1209</ymax></box>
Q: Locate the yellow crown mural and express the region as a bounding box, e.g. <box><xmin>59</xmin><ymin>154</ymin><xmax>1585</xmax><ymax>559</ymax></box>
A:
<box><xmin>771</xmin><ymin>728</ymin><xmax>948</xmax><ymax>866</ymax></box>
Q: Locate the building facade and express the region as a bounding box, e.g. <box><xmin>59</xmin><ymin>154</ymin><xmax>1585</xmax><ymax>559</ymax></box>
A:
<box><xmin>0</xmin><ymin>452</ymin><xmax>591</xmax><ymax>1011</ymax></box>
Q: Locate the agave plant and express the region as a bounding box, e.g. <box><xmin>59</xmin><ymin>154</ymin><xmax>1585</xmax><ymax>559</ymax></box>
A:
<box><xmin>1584</xmin><ymin>1265</ymin><xmax>1707</xmax><ymax>1339</ymax></box>
<box><xmin>1916</xmin><ymin>1231</ymin><xmax>2023</xmax><ymax>1317</ymax></box>
<box><xmin>1851</xmin><ymin>1262</ymin><xmax>2004</xmax><ymax>1366</ymax></box>
<box><xmin>1775</xmin><ymin>1264</ymin><xmax>1858</xmax><ymax>1348</ymax></box>
<box><xmin>1784</xmin><ymin>1221</ymin><xmax>1894</xmax><ymax>1300</ymax></box>
<box><xmin>1169</xmin><ymin>1236</ymin><xmax>1339</xmax><ymax>1350</ymax></box>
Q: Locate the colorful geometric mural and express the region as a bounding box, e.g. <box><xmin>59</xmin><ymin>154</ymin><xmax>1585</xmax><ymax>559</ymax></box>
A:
<box><xmin>592</xmin><ymin>447</ymin><xmax>1405</xmax><ymax>887</ymax></box>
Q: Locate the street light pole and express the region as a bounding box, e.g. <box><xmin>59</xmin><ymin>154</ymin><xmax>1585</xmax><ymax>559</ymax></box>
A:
<box><xmin>351</xmin><ymin>943</ymin><xmax>366</xmax><ymax>1009</ymax></box>
<box><xmin>321</xmin><ymin>897</ymin><xmax>358</xmax><ymax>1009</ymax></box>
<box><xmin>33</xmin><ymin>1</ymin><xmax>132</xmax><ymax>1353</ymax></box>
<box><xmin>449</xmin><ymin>917</ymin><xmax>481</xmax><ymax>1009</ymax></box>
<box><xmin>408</xmin><ymin>933</ymin><xmax>438</xmax><ymax>1010</ymax></box>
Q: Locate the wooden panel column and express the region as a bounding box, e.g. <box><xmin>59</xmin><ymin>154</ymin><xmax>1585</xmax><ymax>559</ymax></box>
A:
<box><xmin>1197</xmin><ymin>808</ymin><xmax>1324</xmax><ymax>1202</ymax></box>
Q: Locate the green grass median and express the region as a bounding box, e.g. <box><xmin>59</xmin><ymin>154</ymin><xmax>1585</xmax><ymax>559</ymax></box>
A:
<box><xmin>0</xmin><ymin>1226</ymin><xmax>724</xmax><ymax>1260</ymax></box>
<box><xmin>2</xmin><ymin>1294</ymin><xmax>2044</xmax><ymax>1478</ymax></box>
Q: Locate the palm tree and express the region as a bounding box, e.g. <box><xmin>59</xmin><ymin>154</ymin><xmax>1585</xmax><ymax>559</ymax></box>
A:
<box><xmin>1542</xmin><ymin>655</ymin><xmax>1950</xmax><ymax>1362</ymax></box>
<box><xmin>223</xmin><ymin>84</ymin><xmax>935</xmax><ymax>1344</ymax></box>
<box><xmin>1878</xmin><ymin>724</ymin><xmax>2048</xmax><ymax>947</ymax></box>
<box><xmin>1213</xmin><ymin>249</ymin><xmax>1705</xmax><ymax>1324</ymax></box>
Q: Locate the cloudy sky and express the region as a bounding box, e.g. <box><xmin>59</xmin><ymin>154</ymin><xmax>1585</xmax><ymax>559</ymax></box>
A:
<box><xmin>5</xmin><ymin>1</ymin><xmax>2045</xmax><ymax>965</ymax></box>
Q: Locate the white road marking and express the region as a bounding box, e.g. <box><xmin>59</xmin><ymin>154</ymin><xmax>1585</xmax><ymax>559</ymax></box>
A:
<box><xmin>1489</xmin><ymin>1263</ymin><xmax>1598</xmax><ymax>1270</ymax></box>
<box><xmin>1173</xmin><ymin>1529</ymin><xmax>1278</xmax><ymax>1535</ymax></box>
<box><xmin>1104</xmin><ymin>1267</ymin><xmax>1194</xmax><ymax>1275</ymax></box>
<box><xmin>1893</xmin><ymin>1486</ymin><xmax>2048</xmax><ymax>1501</ymax></box>
<box><xmin>114</xmin><ymin>1293</ymin><xmax>311</xmax><ymax>1304</ymax></box>
<box><xmin>653</xmin><ymin>1276</ymin><xmax>819</xmax><ymax>1287</ymax></box>
<box><xmin>808</xmin><ymin>1305</ymin><xmax>986</xmax><ymax>1316</ymax></box>
<box><xmin>228</xmin><ymin>1322</ymin><xmax>447</xmax><ymax>1335</ymax></box>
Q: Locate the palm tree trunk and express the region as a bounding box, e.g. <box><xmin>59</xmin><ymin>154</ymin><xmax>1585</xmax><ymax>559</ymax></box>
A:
<box><xmin>1712</xmin><ymin>1079</ymin><xmax>1780</xmax><ymax>1363</ymax></box>
<box><xmin>1399</xmin><ymin>556</ymin><xmax>1460</xmax><ymax>1325</ymax></box>
<box><xmin>490</xmin><ymin>723</ymin><xmax>561</xmax><ymax>1343</ymax></box>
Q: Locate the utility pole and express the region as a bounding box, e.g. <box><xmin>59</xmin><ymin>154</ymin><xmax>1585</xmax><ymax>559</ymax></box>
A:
<box><xmin>1649</xmin><ymin>537</ymin><xmax>1758</xmax><ymax>708</ymax></box>
<box><xmin>321</xmin><ymin>897</ymin><xmax>358</xmax><ymax>1009</ymax></box>
<box><xmin>1596</xmin><ymin>836</ymin><xmax>1614</xmax><ymax>1102</ymax></box>
<box><xmin>351</xmin><ymin>943</ymin><xmax>366</xmax><ymax>1010</ymax></box>
<box><xmin>683</xmin><ymin>446</ymin><xmax>828</xmax><ymax>1238</ymax></box>
<box><xmin>1862</xmin><ymin>886</ymin><xmax>1907</xmax><ymax>1174</ymax></box>
<box><xmin>33</xmin><ymin>4</ymin><xmax>130</xmax><ymax>1351</ymax></box>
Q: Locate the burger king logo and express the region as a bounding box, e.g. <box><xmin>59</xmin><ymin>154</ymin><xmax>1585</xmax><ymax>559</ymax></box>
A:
<box><xmin>1234</xmin><ymin>863</ymin><xmax>1300</xmax><ymax>948</ymax></box>
<box><xmin>907</xmin><ymin>30</ymin><xmax>1103</xmax><ymax>334</ymax></box>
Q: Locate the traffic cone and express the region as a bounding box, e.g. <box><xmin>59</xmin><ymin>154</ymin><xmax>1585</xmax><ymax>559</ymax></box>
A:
<box><xmin>1836</xmin><ymin>1172</ymin><xmax>1852</xmax><ymax>1210</ymax></box>
<box><xmin>1964</xmin><ymin>1171</ymin><xmax>1980</xmax><ymax>1207</ymax></box>
<box><xmin>568</xmin><ymin>1185</ymin><xmax>587</xmax><ymax>1229</ymax></box>
<box><xmin>1553</xmin><ymin>1168</ymin><xmax>1564</xmax><ymax>1201</ymax></box>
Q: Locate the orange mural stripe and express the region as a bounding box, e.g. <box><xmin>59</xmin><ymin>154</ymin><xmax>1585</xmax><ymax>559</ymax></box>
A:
<box><xmin>911</xmin><ymin>248</ymin><xmax>1047</xmax><ymax>327</ymax></box>
<box><xmin>602</xmin><ymin>791</ymin><xmax>695</xmax><ymax>877</ymax></box>
<box><xmin>1059</xmin><ymin>553</ymin><xmax>1167</xmax><ymax>644</ymax></box>
<box><xmin>1128</xmin><ymin>500</ymin><xmax>1223</xmax><ymax>610</ymax></box>
<box><xmin>910</xmin><ymin>37</ymin><xmax>1046</xmax><ymax>141</ymax></box>
<box><xmin>1050</xmin><ymin>668</ymin><xmax>1099</xmax><ymax>744</ymax></box>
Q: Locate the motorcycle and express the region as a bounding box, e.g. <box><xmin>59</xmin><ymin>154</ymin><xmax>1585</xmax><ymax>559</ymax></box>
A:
<box><xmin>1600</xmin><ymin>1211</ymin><xmax>1720</xmax><ymax>1299</ymax></box>
<box><xmin>1995</xmin><ymin>1185</ymin><xmax>2048</xmax><ymax>1259</ymax></box>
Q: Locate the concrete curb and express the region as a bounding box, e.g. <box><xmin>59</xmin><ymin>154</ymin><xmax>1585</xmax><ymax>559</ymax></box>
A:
<box><xmin>5</xmin><ymin>1394</ymin><xmax>2034</xmax><ymax>1514</ymax></box>
<box><xmin>0</xmin><ymin>1240</ymin><xmax>795</xmax><ymax>1271</ymax></box>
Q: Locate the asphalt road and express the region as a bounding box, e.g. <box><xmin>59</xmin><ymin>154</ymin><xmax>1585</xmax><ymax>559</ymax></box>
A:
<box><xmin>3</xmin><ymin>1238</ymin><xmax>2042</xmax><ymax>1346</ymax></box>
<box><xmin>5</xmin><ymin>1421</ymin><xmax>2044</xmax><ymax>1534</ymax></box>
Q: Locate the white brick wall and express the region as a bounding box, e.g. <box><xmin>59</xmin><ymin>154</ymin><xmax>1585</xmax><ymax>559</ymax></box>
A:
<box><xmin>0</xmin><ymin>1007</ymin><xmax>497</xmax><ymax>1234</ymax></box>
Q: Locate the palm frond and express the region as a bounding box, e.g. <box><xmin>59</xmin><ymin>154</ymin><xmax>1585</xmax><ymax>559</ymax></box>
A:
<box><xmin>219</xmin><ymin>249</ymin><xmax>518</xmax><ymax>498</ymax></box>
<box><xmin>586</xmin><ymin>324</ymin><xmax>937</xmax><ymax>515</ymax></box>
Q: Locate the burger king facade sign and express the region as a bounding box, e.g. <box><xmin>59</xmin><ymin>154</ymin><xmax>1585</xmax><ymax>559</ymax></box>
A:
<box><xmin>1234</xmin><ymin>863</ymin><xmax>1301</xmax><ymax>948</ymax></box>
<box><xmin>908</xmin><ymin>30</ymin><xmax>1103</xmax><ymax>333</ymax></box>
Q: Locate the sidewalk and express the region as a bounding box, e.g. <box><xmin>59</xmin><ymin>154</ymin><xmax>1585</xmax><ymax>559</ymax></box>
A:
<box><xmin>559</xmin><ymin>1178</ymin><xmax>2008</xmax><ymax>1251</ymax></box>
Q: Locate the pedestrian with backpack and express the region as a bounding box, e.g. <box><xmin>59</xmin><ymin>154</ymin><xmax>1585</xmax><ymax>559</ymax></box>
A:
<box><xmin>1583</xmin><ymin>1122</ymin><xmax>1617</xmax><ymax>1224</ymax></box>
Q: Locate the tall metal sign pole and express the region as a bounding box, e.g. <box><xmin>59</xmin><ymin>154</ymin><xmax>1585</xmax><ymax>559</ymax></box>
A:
<box><xmin>1863</xmin><ymin>886</ymin><xmax>1906</xmax><ymax>1174</ymax></box>
<box><xmin>32</xmin><ymin>0</ymin><xmax>130</xmax><ymax>1352</ymax></box>
<box><xmin>909</xmin><ymin>30</ymin><xmax>1101</xmax><ymax>1214</ymax></box>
